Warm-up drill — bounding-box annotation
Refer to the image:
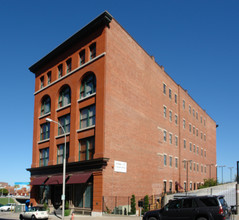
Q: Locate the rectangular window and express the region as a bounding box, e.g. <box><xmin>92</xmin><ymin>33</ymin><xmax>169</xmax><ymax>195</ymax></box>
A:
<box><xmin>163</xmin><ymin>130</ymin><xmax>167</xmax><ymax>142</ymax></box>
<box><xmin>190</xmin><ymin>161</ymin><xmax>192</xmax><ymax>170</ymax></box>
<box><xmin>196</xmin><ymin>112</ymin><xmax>198</xmax><ymax>119</ymax></box>
<box><xmin>194</xmin><ymin>162</ymin><xmax>196</xmax><ymax>171</ymax></box>
<box><xmin>47</xmin><ymin>71</ymin><xmax>51</xmax><ymax>84</ymax></box>
<box><xmin>169</xmin><ymin>89</ymin><xmax>172</xmax><ymax>99</ymax></box>
<box><xmin>169</xmin><ymin>110</ymin><xmax>172</xmax><ymax>122</ymax></box>
<box><xmin>80</xmin><ymin>105</ymin><xmax>95</xmax><ymax>129</ymax></box>
<box><xmin>40</xmin><ymin>123</ymin><xmax>50</xmax><ymax>140</ymax></box>
<box><xmin>183</xmin><ymin>160</ymin><xmax>186</xmax><ymax>169</ymax></box>
<box><xmin>189</xmin><ymin>124</ymin><xmax>192</xmax><ymax>132</ymax></box>
<box><xmin>58</xmin><ymin>64</ymin><xmax>63</xmax><ymax>78</ymax></box>
<box><xmin>164</xmin><ymin>155</ymin><xmax>167</xmax><ymax>166</ymax></box>
<box><xmin>90</xmin><ymin>43</ymin><xmax>96</xmax><ymax>60</ymax></box>
<box><xmin>189</xmin><ymin>105</ymin><xmax>191</xmax><ymax>114</ymax></box>
<box><xmin>204</xmin><ymin>150</ymin><xmax>206</xmax><ymax>157</ymax></box>
<box><xmin>197</xmin><ymin>146</ymin><xmax>199</xmax><ymax>154</ymax></box>
<box><xmin>201</xmin><ymin>116</ymin><xmax>203</xmax><ymax>123</ymax></box>
<box><xmin>190</xmin><ymin>143</ymin><xmax>192</xmax><ymax>152</ymax></box>
<box><xmin>204</xmin><ymin>134</ymin><xmax>206</xmax><ymax>141</ymax></box>
<box><xmin>196</xmin><ymin>129</ymin><xmax>198</xmax><ymax>136</ymax></box>
<box><xmin>66</xmin><ymin>58</ymin><xmax>72</xmax><ymax>73</ymax></box>
<box><xmin>79</xmin><ymin>137</ymin><xmax>95</xmax><ymax>161</ymax></box>
<box><xmin>193</xmin><ymin>109</ymin><xmax>195</xmax><ymax>117</ymax></box>
<box><xmin>175</xmin><ymin>136</ymin><xmax>178</xmax><ymax>147</ymax></box>
<box><xmin>175</xmin><ymin>114</ymin><xmax>178</xmax><ymax>125</ymax></box>
<box><xmin>175</xmin><ymin>158</ymin><xmax>178</xmax><ymax>168</ymax></box>
<box><xmin>169</xmin><ymin>133</ymin><xmax>172</xmax><ymax>144</ymax></box>
<box><xmin>201</xmin><ymin>148</ymin><xmax>203</xmax><ymax>156</ymax></box>
<box><xmin>197</xmin><ymin>164</ymin><xmax>199</xmax><ymax>172</ymax></box>
<box><xmin>79</xmin><ymin>50</ymin><xmax>85</xmax><ymax>66</ymax></box>
<box><xmin>39</xmin><ymin>148</ymin><xmax>49</xmax><ymax>167</ymax></box>
<box><xmin>169</xmin><ymin>156</ymin><xmax>172</xmax><ymax>167</ymax></box>
<box><xmin>163</xmin><ymin>106</ymin><xmax>167</xmax><ymax>118</ymax></box>
<box><xmin>175</xmin><ymin>94</ymin><xmax>177</xmax><ymax>104</ymax></box>
<box><xmin>193</xmin><ymin>126</ymin><xmax>195</xmax><ymax>135</ymax></box>
<box><xmin>58</xmin><ymin>114</ymin><xmax>70</xmax><ymax>135</ymax></box>
<box><xmin>40</xmin><ymin>76</ymin><xmax>44</xmax><ymax>88</ymax></box>
<box><xmin>193</xmin><ymin>144</ymin><xmax>196</xmax><ymax>153</ymax></box>
<box><xmin>184</xmin><ymin>139</ymin><xmax>186</xmax><ymax>149</ymax></box>
<box><xmin>57</xmin><ymin>143</ymin><xmax>69</xmax><ymax>164</ymax></box>
<box><xmin>163</xmin><ymin>83</ymin><xmax>166</xmax><ymax>94</ymax></box>
<box><xmin>183</xmin><ymin>119</ymin><xmax>186</xmax><ymax>129</ymax></box>
<box><xmin>183</xmin><ymin>100</ymin><xmax>185</xmax><ymax>109</ymax></box>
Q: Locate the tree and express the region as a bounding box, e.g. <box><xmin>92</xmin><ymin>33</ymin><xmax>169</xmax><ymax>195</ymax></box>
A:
<box><xmin>130</xmin><ymin>194</ymin><xmax>136</xmax><ymax>214</ymax></box>
<box><xmin>1</xmin><ymin>188</ymin><xmax>8</xmax><ymax>196</ymax></box>
<box><xmin>142</xmin><ymin>195</ymin><xmax>149</xmax><ymax>213</ymax></box>
<box><xmin>198</xmin><ymin>178</ymin><xmax>217</xmax><ymax>189</ymax></box>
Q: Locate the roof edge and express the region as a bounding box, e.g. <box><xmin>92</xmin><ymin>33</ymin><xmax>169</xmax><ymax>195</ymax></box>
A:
<box><xmin>29</xmin><ymin>11</ymin><xmax>113</xmax><ymax>73</ymax></box>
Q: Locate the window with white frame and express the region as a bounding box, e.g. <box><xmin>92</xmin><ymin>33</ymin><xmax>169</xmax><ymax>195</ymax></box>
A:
<box><xmin>175</xmin><ymin>157</ymin><xmax>178</xmax><ymax>168</ymax></box>
<box><xmin>169</xmin><ymin>133</ymin><xmax>172</xmax><ymax>144</ymax></box>
<box><xmin>163</xmin><ymin>83</ymin><xmax>166</xmax><ymax>94</ymax></box>
<box><xmin>169</xmin><ymin>156</ymin><xmax>172</xmax><ymax>167</ymax></box>
<box><xmin>183</xmin><ymin>100</ymin><xmax>185</xmax><ymax>109</ymax></box>
<box><xmin>175</xmin><ymin>136</ymin><xmax>178</xmax><ymax>147</ymax></box>
<box><xmin>183</xmin><ymin>119</ymin><xmax>186</xmax><ymax>129</ymax></box>
<box><xmin>169</xmin><ymin>110</ymin><xmax>172</xmax><ymax>122</ymax></box>
<box><xmin>164</xmin><ymin>155</ymin><xmax>167</xmax><ymax>166</ymax></box>
<box><xmin>175</xmin><ymin>114</ymin><xmax>178</xmax><ymax>125</ymax></box>
<box><xmin>184</xmin><ymin>139</ymin><xmax>186</xmax><ymax>149</ymax></box>
<box><xmin>163</xmin><ymin>106</ymin><xmax>167</xmax><ymax>118</ymax></box>
<box><xmin>175</xmin><ymin>94</ymin><xmax>177</xmax><ymax>104</ymax></box>
<box><xmin>163</xmin><ymin>130</ymin><xmax>167</xmax><ymax>142</ymax></box>
<box><xmin>169</xmin><ymin>88</ymin><xmax>172</xmax><ymax>99</ymax></box>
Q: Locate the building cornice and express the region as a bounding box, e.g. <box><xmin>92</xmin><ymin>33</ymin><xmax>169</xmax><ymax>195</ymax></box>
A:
<box><xmin>27</xmin><ymin>157</ymin><xmax>109</xmax><ymax>176</ymax></box>
<box><xmin>29</xmin><ymin>11</ymin><xmax>112</xmax><ymax>73</ymax></box>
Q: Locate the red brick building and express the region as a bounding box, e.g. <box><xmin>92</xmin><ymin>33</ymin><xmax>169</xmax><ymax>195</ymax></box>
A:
<box><xmin>28</xmin><ymin>11</ymin><xmax>216</xmax><ymax>215</ymax></box>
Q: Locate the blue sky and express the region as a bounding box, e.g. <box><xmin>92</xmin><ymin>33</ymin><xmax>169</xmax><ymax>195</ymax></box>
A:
<box><xmin>0</xmin><ymin>0</ymin><xmax>238</xmax><ymax>186</ymax></box>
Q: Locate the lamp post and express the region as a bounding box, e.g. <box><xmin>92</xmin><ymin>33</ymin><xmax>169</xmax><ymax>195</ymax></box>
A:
<box><xmin>218</xmin><ymin>165</ymin><xmax>226</xmax><ymax>184</ymax></box>
<box><xmin>46</xmin><ymin>118</ymin><xmax>66</xmax><ymax>220</ymax></box>
<box><xmin>206</xmin><ymin>164</ymin><xmax>214</xmax><ymax>179</ymax></box>
<box><xmin>228</xmin><ymin>167</ymin><xmax>234</xmax><ymax>182</ymax></box>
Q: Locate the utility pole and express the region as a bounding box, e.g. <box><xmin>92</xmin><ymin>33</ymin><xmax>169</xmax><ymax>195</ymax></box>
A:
<box><xmin>218</xmin><ymin>165</ymin><xmax>226</xmax><ymax>184</ymax></box>
<box><xmin>228</xmin><ymin>167</ymin><xmax>234</xmax><ymax>182</ymax></box>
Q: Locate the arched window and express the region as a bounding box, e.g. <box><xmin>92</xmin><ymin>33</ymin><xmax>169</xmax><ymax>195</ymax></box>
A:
<box><xmin>58</xmin><ymin>85</ymin><xmax>71</xmax><ymax>108</ymax></box>
<box><xmin>41</xmin><ymin>96</ymin><xmax>51</xmax><ymax>115</ymax></box>
<box><xmin>80</xmin><ymin>74</ymin><xmax>96</xmax><ymax>98</ymax></box>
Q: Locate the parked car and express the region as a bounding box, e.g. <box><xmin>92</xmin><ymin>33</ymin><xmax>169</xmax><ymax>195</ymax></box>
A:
<box><xmin>0</xmin><ymin>203</ymin><xmax>16</xmax><ymax>211</ymax></box>
<box><xmin>19</xmin><ymin>206</ymin><xmax>48</xmax><ymax>220</ymax></box>
<box><xmin>143</xmin><ymin>195</ymin><xmax>230</xmax><ymax>220</ymax></box>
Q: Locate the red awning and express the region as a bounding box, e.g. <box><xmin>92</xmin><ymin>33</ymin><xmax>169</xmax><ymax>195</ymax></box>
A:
<box><xmin>45</xmin><ymin>175</ymin><xmax>69</xmax><ymax>185</ymax></box>
<box><xmin>67</xmin><ymin>172</ymin><xmax>92</xmax><ymax>184</ymax></box>
<box><xmin>31</xmin><ymin>176</ymin><xmax>48</xmax><ymax>185</ymax></box>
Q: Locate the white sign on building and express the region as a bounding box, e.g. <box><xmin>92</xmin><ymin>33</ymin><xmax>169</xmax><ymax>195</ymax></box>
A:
<box><xmin>114</xmin><ymin>160</ymin><xmax>127</xmax><ymax>173</ymax></box>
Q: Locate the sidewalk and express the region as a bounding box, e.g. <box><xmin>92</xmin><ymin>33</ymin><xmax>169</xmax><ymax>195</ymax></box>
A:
<box><xmin>49</xmin><ymin>214</ymin><xmax>141</xmax><ymax>220</ymax></box>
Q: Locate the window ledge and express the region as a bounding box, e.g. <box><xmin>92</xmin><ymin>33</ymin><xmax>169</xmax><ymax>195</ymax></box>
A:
<box><xmin>34</xmin><ymin>52</ymin><xmax>106</xmax><ymax>96</ymax></box>
<box><xmin>38</xmin><ymin>138</ymin><xmax>50</xmax><ymax>144</ymax></box>
<box><xmin>77</xmin><ymin>93</ymin><xmax>96</xmax><ymax>103</ymax></box>
<box><xmin>38</xmin><ymin>112</ymin><xmax>51</xmax><ymax>119</ymax></box>
<box><xmin>56</xmin><ymin>104</ymin><xmax>71</xmax><ymax>112</ymax></box>
<box><xmin>55</xmin><ymin>132</ymin><xmax>70</xmax><ymax>139</ymax></box>
<box><xmin>77</xmin><ymin>125</ymin><xmax>95</xmax><ymax>133</ymax></box>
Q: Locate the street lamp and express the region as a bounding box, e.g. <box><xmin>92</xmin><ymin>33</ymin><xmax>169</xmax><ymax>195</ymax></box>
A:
<box><xmin>46</xmin><ymin>118</ymin><xmax>66</xmax><ymax>220</ymax></box>
<box><xmin>206</xmin><ymin>164</ymin><xmax>214</xmax><ymax>179</ymax></box>
<box><xmin>217</xmin><ymin>165</ymin><xmax>226</xmax><ymax>184</ymax></box>
<box><xmin>228</xmin><ymin>167</ymin><xmax>234</xmax><ymax>182</ymax></box>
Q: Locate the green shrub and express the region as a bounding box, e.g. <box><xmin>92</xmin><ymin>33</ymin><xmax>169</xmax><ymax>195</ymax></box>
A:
<box><xmin>64</xmin><ymin>209</ymin><xmax>71</xmax><ymax>216</ymax></box>
<box><xmin>142</xmin><ymin>195</ymin><xmax>149</xmax><ymax>213</ymax></box>
<box><xmin>130</xmin><ymin>194</ymin><xmax>136</xmax><ymax>214</ymax></box>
